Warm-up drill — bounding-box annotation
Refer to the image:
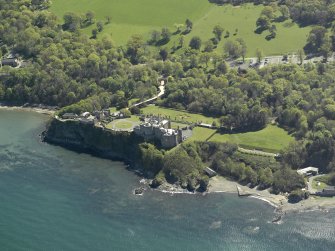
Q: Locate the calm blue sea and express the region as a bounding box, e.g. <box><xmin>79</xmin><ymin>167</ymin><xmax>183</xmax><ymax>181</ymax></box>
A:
<box><xmin>0</xmin><ymin>110</ymin><xmax>334</xmax><ymax>251</ymax></box>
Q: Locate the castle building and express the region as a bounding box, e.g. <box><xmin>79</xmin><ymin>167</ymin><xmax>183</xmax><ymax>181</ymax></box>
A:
<box><xmin>134</xmin><ymin>116</ymin><xmax>184</xmax><ymax>148</ymax></box>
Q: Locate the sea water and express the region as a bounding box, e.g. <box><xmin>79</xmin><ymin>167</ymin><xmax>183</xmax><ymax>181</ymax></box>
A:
<box><xmin>0</xmin><ymin>110</ymin><xmax>334</xmax><ymax>251</ymax></box>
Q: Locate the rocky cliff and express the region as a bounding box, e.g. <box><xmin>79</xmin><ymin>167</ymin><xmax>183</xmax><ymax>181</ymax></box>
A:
<box><xmin>43</xmin><ymin>118</ymin><xmax>143</xmax><ymax>165</ymax></box>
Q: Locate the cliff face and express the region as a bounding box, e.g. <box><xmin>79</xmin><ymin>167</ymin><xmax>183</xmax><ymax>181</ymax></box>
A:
<box><xmin>44</xmin><ymin>119</ymin><xmax>143</xmax><ymax>164</ymax></box>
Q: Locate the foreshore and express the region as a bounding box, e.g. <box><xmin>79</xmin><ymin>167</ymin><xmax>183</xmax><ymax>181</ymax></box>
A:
<box><xmin>152</xmin><ymin>176</ymin><xmax>335</xmax><ymax>214</ymax></box>
<box><xmin>0</xmin><ymin>104</ymin><xmax>56</xmax><ymax>115</ymax></box>
<box><xmin>209</xmin><ymin>176</ymin><xmax>335</xmax><ymax>213</ymax></box>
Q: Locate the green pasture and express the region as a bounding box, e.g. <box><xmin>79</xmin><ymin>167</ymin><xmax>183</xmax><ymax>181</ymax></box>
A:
<box><xmin>50</xmin><ymin>0</ymin><xmax>210</xmax><ymax>44</ymax></box>
<box><xmin>209</xmin><ymin>125</ymin><xmax>294</xmax><ymax>152</ymax></box>
<box><xmin>183</xmin><ymin>4</ymin><xmax>310</xmax><ymax>56</ymax></box>
<box><xmin>50</xmin><ymin>1</ymin><xmax>310</xmax><ymax>56</ymax></box>
<box><xmin>141</xmin><ymin>105</ymin><xmax>219</xmax><ymax>124</ymax></box>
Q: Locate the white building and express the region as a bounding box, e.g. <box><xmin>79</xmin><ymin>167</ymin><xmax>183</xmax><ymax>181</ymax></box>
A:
<box><xmin>297</xmin><ymin>167</ymin><xmax>319</xmax><ymax>176</ymax></box>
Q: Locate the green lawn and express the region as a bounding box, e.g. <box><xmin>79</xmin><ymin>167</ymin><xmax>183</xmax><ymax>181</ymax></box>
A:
<box><xmin>312</xmin><ymin>180</ymin><xmax>328</xmax><ymax>190</ymax></box>
<box><xmin>187</xmin><ymin>127</ymin><xmax>216</xmax><ymax>142</ymax></box>
<box><xmin>127</xmin><ymin>116</ymin><xmax>141</xmax><ymax>122</ymax></box>
<box><xmin>171</xmin><ymin>122</ymin><xmax>189</xmax><ymax>129</ymax></box>
<box><xmin>114</xmin><ymin>121</ymin><xmax>133</xmax><ymax>129</ymax></box>
<box><xmin>106</xmin><ymin>118</ymin><xmax>139</xmax><ymax>130</ymax></box>
<box><xmin>141</xmin><ymin>105</ymin><xmax>219</xmax><ymax>124</ymax></box>
<box><xmin>209</xmin><ymin>125</ymin><xmax>294</xmax><ymax>152</ymax></box>
<box><xmin>50</xmin><ymin>1</ymin><xmax>310</xmax><ymax>56</ymax></box>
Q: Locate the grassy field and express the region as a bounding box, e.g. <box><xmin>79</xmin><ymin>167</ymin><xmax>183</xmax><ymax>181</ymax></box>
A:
<box><xmin>187</xmin><ymin>127</ymin><xmax>216</xmax><ymax>142</ymax></box>
<box><xmin>312</xmin><ymin>180</ymin><xmax>328</xmax><ymax>190</ymax></box>
<box><xmin>188</xmin><ymin>125</ymin><xmax>294</xmax><ymax>152</ymax></box>
<box><xmin>184</xmin><ymin>4</ymin><xmax>310</xmax><ymax>56</ymax></box>
<box><xmin>50</xmin><ymin>0</ymin><xmax>210</xmax><ymax>44</ymax></box>
<box><xmin>50</xmin><ymin>1</ymin><xmax>310</xmax><ymax>56</ymax></box>
<box><xmin>106</xmin><ymin>118</ymin><xmax>139</xmax><ymax>130</ymax></box>
<box><xmin>141</xmin><ymin>105</ymin><xmax>219</xmax><ymax>124</ymax></box>
<box><xmin>209</xmin><ymin>125</ymin><xmax>294</xmax><ymax>152</ymax></box>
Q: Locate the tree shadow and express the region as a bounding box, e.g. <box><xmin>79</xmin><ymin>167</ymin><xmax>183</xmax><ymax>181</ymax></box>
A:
<box><xmin>172</xmin><ymin>30</ymin><xmax>181</xmax><ymax>35</ymax></box>
<box><xmin>265</xmin><ymin>34</ymin><xmax>276</xmax><ymax>41</ymax></box>
<box><xmin>182</xmin><ymin>30</ymin><xmax>191</xmax><ymax>35</ymax></box>
<box><xmin>283</xmin><ymin>21</ymin><xmax>295</xmax><ymax>28</ymax></box>
<box><xmin>273</xmin><ymin>16</ymin><xmax>286</xmax><ymax>23</ymax></box>
<box><xmin>254</xmin><ymin>26</ymin><xmax>267</xmax><ymax>34</ymax></box>
<box><xmin>155</xmin><ymin>38</ymin><xmax>170</xmax><ymax>46</ymax></box>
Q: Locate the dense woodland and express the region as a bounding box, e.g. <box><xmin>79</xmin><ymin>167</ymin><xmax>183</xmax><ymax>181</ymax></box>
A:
<box><xmin>2</xmin><ymin>0</ymin><xmax>335</xmax><ymax>193</ymax></box>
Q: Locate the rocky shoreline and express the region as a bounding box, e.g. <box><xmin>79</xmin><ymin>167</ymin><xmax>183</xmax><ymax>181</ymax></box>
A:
<box><xmin>3</xmin><ymin>106</ymin><xmax>335</xmax><ymax>215</ymax></box>
<box><xmin>0</xmin><ymin>103</ymin><xmax>56</xmax><ymax>115</ymax></box>
<box><xmin>141</xmin><ymin>176</ymin><xmax>335</xmax><ymax>215</ymax></box>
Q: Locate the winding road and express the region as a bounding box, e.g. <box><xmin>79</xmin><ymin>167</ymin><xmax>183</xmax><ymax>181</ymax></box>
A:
<box><xmin>130</xmin><ymin>80</ymin><xmax>165</xmax><ymax>108</ymax></box>
<box><xmin>307</xmin><ymin>174</ymin><xmax>325</xmax><ymax>194</ymax></box>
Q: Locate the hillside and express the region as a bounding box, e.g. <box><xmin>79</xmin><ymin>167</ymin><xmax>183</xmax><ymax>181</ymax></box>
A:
<box><xmin>50</xmin><ymin>0</ymin><xmax>310</xmax><ymax>56</ymax></box>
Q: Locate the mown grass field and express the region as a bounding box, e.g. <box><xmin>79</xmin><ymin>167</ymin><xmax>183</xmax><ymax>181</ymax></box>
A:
<box><xmin>189</xmin><ymin>125</ymin><xmax>294</xmax><ymax>152</ymax></box>
<box><xmin>141</xmin><ymin>105</ymin><xmax>219</xmax><ymax>124</ymax></box>
<box><xmin>187</xmin><ymin>127</ymin><xmax>216</xmax><ymax>142</ymax></box>
<box><xmin>106</xmin><ymin>118</ymin><xmax>139</xmax><ymax>130</ymax></box>
<box><xmin>50</xmin><ymin>1</ymin><xmax>310</xmax><ymax>56</ymax></box>
<box><xmin>209</xmin><ymin>125</ymin><xmax>294</xmax><ymax>151</ymax></box>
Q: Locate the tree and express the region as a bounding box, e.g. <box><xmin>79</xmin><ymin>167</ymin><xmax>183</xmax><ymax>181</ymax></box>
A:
<box><xmin>288</xmin><ymin>189</ymin><xmax>309</xmax><ymax>203</ymax></box>
<box><xmin>213</xmin><ymin>24</ymin><xmax>224</xmax><ymax>41</ymax></box>
<box><xmin>179</xmin><ymin>35</ymin><xmax>185</xmax><ymax>48</ymax></box>
<box><xmin>203</xmin><ymin>40</ymin><xmax>214</xmax><ymax>52</ymax></box>
<box><xmin>161</xmin><ymin>27</ymin><xmax>171</xmax><ymax>43</ymax></box>
<box><xmin>320</xmin><ymin>35</ymin><xmax>332</xmax><ymax>62</ymax></box>
<box><xmin>200</xmin><ymin>52</ymin><xmax>211</xmax><ymax>68</ymax></box>
<box><xmin>63</xmin><ymin>12</ymin><xmax>81</xmax><ymax>32</ymax></box>
<box><xmin>258</xmin><ymin>167</ymin><xmax>273</xmax><ymax>189</ymax></box>
<box><xmin>139</xmin><ymin>143</ymin><xmax>164</xmax><ymax>174</ymax></box>
<box><xmin>96</xmin><ymin>21</ymin><xmax>104</xmax><ymax>32</ymax></box>
<box><xmin>150</xmin><ymin>30</ymin><xmax>161</xmax><ymax>44</ymax></box>
<box><xmin>189</xmin><ymin>36</ymin><xmax>202</xmax><ymax>50</ymax></box>
<box><xmin>159</xmin><ymin>48</ymin><xmax>168</xmax><ymax>61</ymax></box>
<box><xmin>261</xmin><ymin>6</ymin><xmax>275</xmax><ymax>20</ymax></box>
<box><xmin>281</xmin><ymin>141</ymin><xmax>307</xmax><ymax>169</ymax></box>
<box><xmin>91</xmin><ymin>29</ymin><xmax>98</xmax><ymax>39</ymax></box>
<box><xmin>126</xmin><ymin>34</ymin><xmax>144</xmax><ymax>64</ymax></box>
<box><xmin>256</xmin><ymin>16</ymin><xmax>270</xmax><ymax>31</ymax></box>
<box><xmin>297</xmin><ymin>48</ymin><xmax>305</xmax><ymax>65</ymax></box>
<box><xmin>223</xmin><ymin>40</ymin><xmax>241</xmax><ymax>58</ymax></box>
<box><xmin>279</xmin><ymin>5</ymin><xmax>290</xmax><ymax>20</ymax></box>
<box><xmin>272</xmin><ymin>167</ymin><xmax>305</xmax><ymax>193</ymax></box>
<box><xmin>306</xmin><ymin>26</ymin><xmax>327</xmax><ymax>53</ymax></box>
<box><xmin>85</xmin><ymin>11</ymin><xmax>95</xmax><ymax>25</ymax></box>
<box><xmin>269</xmin><ymin>24</ymin><xmax>277</xmax><ymax>38</ymax></box>
<box><xmin>236</xmin><ymin>38</ymin><xmax>247</xmax><ymax>62</ymax></box>
<box><xmin>215</xmin><ymin>61</ymin><xmax>228</xmax><ymax>75</ymax></box>
<box><xmin>174</xmin><ymin>23</ymin><xmax>184</xmax><ymax>33</ymax></box>
<box><xmin>255</xmin><ymin>48</ymin><xmax>263</xmax><ymax>63</ymax></box>
<box><xmin>105</xmin><ymin>16</ymin><xmax>111</xmax><ymax>24</ymax></box>
<box><xmin>185</xmin><ymin>19</ymin><xmax>193</xmax><ymax>32</ymax></box>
